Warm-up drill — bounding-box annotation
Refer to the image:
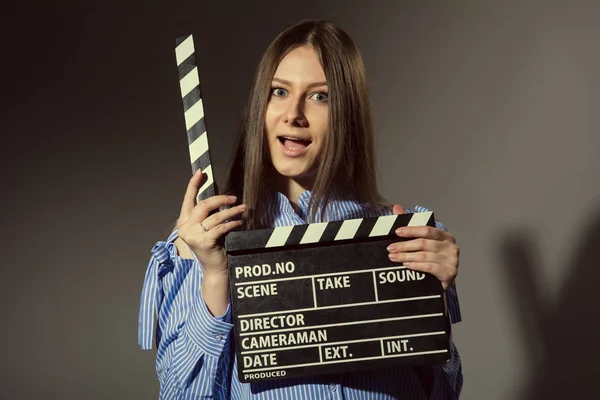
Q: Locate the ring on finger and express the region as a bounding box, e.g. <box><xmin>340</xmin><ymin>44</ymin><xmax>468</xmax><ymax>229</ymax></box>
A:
<box><xmin>200</xmin><ymin>222</ymin><xmax>210</xmax><ymax>232</ymax></box>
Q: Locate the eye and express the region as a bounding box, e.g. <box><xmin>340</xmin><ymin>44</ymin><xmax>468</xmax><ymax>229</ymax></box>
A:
<box><xmin>310</xmin><ymin>92</ymin><xmax>328</xmax><ymax>102</ymax></box>
<box><xmin>271</xmin><ymin>87</ymin><xmax>288</xmax><ymax>97</ymax></box>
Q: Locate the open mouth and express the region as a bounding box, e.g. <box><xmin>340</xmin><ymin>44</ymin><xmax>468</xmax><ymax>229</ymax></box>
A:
<box><xmin>278</xmin><ymin>136</ymin><xmax>312</xmax><ymax>150</ymax></box>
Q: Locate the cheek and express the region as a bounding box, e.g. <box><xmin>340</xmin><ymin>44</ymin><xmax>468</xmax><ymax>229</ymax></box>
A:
<box><xmin>314</xmin><ymin>113</ymin><xmax>329</xmax><ymax>143</ymax></box>
<box><xmin>264</xmin><ymin>109</ymin><xmax>276</xmax><ymax>136</ymax></box>
<box><xmin>265</xmin><ymin>102</ymin><xmax>285</xmax><ymax>129</ymax></box>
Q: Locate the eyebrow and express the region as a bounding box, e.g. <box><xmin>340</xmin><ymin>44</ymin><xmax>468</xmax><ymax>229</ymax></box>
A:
<box><xmin>272</xmin><ymin>77</ymin><xmax>328</xmax><ymax>89</ymax></box>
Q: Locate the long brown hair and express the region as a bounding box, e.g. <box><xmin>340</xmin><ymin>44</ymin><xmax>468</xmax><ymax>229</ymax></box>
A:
<box><xmin>223</xmin><ymin>20</ymin><xmax>388</xmax><ymax>229</ymax></box>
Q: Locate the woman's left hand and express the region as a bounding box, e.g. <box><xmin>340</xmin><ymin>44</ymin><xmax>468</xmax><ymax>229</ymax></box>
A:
<box><xmin>386</xmin><ymin>204</ymin><xmax>459</xmax><ymax>290</ymax></box>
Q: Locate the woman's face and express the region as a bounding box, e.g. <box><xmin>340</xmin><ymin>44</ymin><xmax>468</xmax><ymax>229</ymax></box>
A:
<box><xmin>265</xmin><ymin>45</ymin><xmax>329</xmax><ymax>186</ymax></box>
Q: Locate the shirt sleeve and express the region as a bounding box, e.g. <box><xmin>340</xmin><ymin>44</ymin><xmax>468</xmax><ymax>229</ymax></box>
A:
<box><xmin>426</xmin><ymin>339</ymin><xmax>463</xmax><ymax>399</ymax></box>
<box><xmin>408</xmin><ymin>205</ymin><xmax>463</xmax><ymax>398</ymax></box>
<box><xmin>137</xmin><ymin>228</ymin><xmax>234</xmax><ymax>398</ymax></box>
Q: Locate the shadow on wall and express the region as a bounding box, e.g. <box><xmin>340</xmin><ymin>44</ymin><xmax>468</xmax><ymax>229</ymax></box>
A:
<box><xmin>498</xmin><ymin>208</ymin><xmax>600</xmax><ymax>398</ymax></box>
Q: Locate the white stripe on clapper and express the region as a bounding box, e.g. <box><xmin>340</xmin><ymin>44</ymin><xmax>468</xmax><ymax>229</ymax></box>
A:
<box><xmin>196</xmin><ymin>165</ymin><xmax>213</xmax><ymax>199</ymax></box>
<box><xmin>179</xmin><ymin>66</ymin><xmax>200</xmax><ymax>98</ymax></box>
<box><xmin>299</xmin><ymin>222</ymin><xmax>328</xmax><ymax>244</ymax></box>
<box><xmin>189</xmin><ymin>132</ymin><xmax>209</xmax><ymax>164</ymax></box>
<box><xmin>175</xmin><ymin>35</ymin><xmax>195</xmax><ymax>66</ymax></box>
<box><xmin>265</xmin><ymin>226</ymin><xmax>294</xmax><ymax>248</ymax></box>
<box><xmin>369</xmin><ymin>215</ymin><xmax>397</xmax><ymax>237</ymax></box>
<box><xmin>185</xmin><ymin>99</ymin><xmax>204</xmax><ymax>131</ymax></box>
<box><xmin>408</xmin><ymin>211</ymin><xmax>433</xmax><ymax>227</ymax></box>
<box><xmin>334</xmin><ymin>219</ymin><xmax>362</xmax><ymax>241</ymax></box>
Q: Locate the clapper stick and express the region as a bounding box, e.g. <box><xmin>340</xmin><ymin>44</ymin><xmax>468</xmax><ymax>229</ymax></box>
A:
<box><xmin>175</xmin><ymin>34</ymin><xmax>216</xmax><ymax>202</ymax></box>
<box><xmin>138</xmin><ymin>38</ymin><xmax>215</xmax><ymax>351</ymax></box>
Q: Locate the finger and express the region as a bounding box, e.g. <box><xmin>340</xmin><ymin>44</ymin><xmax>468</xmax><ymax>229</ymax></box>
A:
<box><xmin>392</xmin><ymin>204</ymin><xmax>406</xmax><ymax>215</ymax></box>
<box><xmin>388</xmin><ymin>251</ymin><xmax>450</xmax><ymax>265</ymax></box>
<box><xmin>180</xmin><ymin>169</ymin><xmax>205</xmax><ymax>221</ymax></box>
<box><xmin>203</xmin><ymin>220</ymin><xmax>244</xmax><ymax>240</ymax></box>
<box><xmin>183</xmin><ymin>219</ymin><xmax>243</xmax><ymax>252</ymax></box>
<box><xmin>402</xmin><ymin>262</ymin><xmax>457</xmax><ymax>290</ymax></box>
<box><xmin>395</xmin><ymin>226</ymin><xmax>453</xmax><ymax>242</ymax></box>
<box><xmin>190</xmin><ymin>194</ymin><xmax>239</xmax><ymax>221</ymax></box>
<box><xmin>387</xmin><ymin>238</ymin><xmax>441</xmax><ymax>253</ymax></box>
<box><xmin>202</xmin><ymin>204</ymin><xmax>247</xmax><ymax>230</ymax></box>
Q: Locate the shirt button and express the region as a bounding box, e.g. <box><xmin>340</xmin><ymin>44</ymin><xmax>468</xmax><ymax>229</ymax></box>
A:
<box><xmin>329</xmin><ymin>383</ymin><xmax>337</xmax><ymax>392</ymax></box>
<box><xmin>215</xmin><ymin>334</ymin><xmax>223</xmax><ymax>341</ymax></box>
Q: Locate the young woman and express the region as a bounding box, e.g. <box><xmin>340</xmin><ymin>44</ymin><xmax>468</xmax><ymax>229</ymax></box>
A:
<box><xmin>139</xmin><ymin>20</ymin><xmax>462</xmax><ymax>399</ymax></box>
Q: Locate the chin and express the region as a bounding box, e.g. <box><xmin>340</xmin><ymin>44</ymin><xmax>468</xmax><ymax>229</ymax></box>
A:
<box><xmin>275</xmin><ymin>168</ymin><xmax>310</xmax><ymax>179</ymax></box>
<box><xmin>272</xmin><ymin>163</ymin><xmax>314</xmax><ymax>181</ymax></box>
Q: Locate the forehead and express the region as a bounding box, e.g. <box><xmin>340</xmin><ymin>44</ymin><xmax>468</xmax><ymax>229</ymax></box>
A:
<box><xmin>274</xmin><ymin>45</ymin><xmax>326</xmax><ymax>82</ymax></box>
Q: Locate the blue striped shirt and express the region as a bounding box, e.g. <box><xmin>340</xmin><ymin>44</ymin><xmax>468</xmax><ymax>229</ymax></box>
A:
<box><xmin>138</xmin><ymin>191</ymin><xmax>462</xmax><ymax>399</ymax></box>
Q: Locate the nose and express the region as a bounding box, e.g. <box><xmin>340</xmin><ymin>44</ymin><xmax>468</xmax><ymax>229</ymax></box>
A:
<box><xmin>284</xmin><ymin>96</ymin><xmax>307</xmax><ymax>127</ymax></box>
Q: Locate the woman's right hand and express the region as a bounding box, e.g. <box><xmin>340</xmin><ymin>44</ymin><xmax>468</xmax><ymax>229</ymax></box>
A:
<box><xmin>176</xmin><ymin>169</ymin><xmax>246</xmax><ymax>277</ymax></box>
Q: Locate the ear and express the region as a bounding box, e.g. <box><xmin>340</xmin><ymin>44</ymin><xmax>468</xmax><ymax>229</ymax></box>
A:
<box><xmin>392</xmin><ymin>204</ymin><xmax>407</xmax><ymax>215</ymax></box>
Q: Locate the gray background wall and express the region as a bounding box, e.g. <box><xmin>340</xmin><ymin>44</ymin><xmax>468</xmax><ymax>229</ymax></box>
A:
<box><xmin>3</xmin><ymin>1</ymin><xmax>599</xmax><ymax>398</ymax></box>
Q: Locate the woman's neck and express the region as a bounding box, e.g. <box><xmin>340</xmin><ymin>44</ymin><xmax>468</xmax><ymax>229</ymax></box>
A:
<box><xmin>275</xmin><ymin>175</ymin><xmax>314</xmax><ymax>212</ymax></box>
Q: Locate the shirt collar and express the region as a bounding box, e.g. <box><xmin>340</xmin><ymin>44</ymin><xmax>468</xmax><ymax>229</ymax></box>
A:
<box><xmin>272</xmin><ymin>190</ymin><xmax>379</xmax><ymax>226</ymax></box>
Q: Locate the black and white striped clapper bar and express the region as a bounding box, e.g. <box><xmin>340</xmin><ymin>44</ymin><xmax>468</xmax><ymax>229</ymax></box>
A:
<box><xmin>175</xmin><ymin>34</ymin><xmax>215</xmax><ymax>202</ymax></box>
<box><xmin>225</xmin><ymin>211</ymin><xmax>451</xmax><ymax>383</ymax></box>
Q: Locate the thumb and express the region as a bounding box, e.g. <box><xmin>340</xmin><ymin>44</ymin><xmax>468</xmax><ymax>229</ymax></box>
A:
<box><xmin>392</xmin><ymin>204</ymin><xmax>407</xmax><ymax>215</ymax></box>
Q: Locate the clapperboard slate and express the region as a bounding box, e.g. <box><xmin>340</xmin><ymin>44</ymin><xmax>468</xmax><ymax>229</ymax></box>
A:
<box><xmin>225</xmin><ymin>211</ymin><xmax>450</xmax><ymax>383</ymax></box>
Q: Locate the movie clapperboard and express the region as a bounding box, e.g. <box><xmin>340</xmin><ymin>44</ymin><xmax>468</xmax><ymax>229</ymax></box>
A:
<box><xmin>174</xmin><ymin>35</ymin><xmax>450</xmax><ymax>384</ymax></box>
<box><xmin>225</xmin><ymin>214</ymin><xmax>451</xmax><ymax>382</ymax></box>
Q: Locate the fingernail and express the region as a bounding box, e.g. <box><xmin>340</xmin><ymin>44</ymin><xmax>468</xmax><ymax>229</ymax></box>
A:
<box><xmin>228</xmin><ymin>195</ymin><xmax>237</xmax><ymax>201</ymax></box>
<box><xmin>238</xmin><ymin>204</ymin><xmax>247</xmax><ymax>211</ymax></box>
<box><xmin>395</xmin><ymin>227</ymin><xmax>405</xmax><ymax>235</ymax></box>
<box><xmin>386</xmin><ymin>245</ymin><xmax>394</xmax><ymax>251</ymax></box>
